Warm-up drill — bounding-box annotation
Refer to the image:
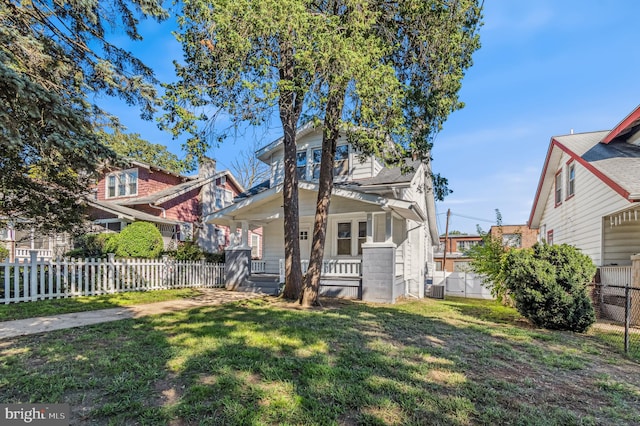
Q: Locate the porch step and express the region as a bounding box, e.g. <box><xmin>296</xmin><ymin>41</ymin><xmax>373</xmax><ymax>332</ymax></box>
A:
<box><xmin>237</xmin><ymin>275</ymin><xmax>281</xmax><ymax>296</ymax></box>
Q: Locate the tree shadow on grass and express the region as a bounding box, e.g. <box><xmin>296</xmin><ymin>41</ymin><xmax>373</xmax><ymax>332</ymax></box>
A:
<box><xmin>2</xmin><ymin>297</ymin><xmax>640</xmax><ymax>425</ymax></box>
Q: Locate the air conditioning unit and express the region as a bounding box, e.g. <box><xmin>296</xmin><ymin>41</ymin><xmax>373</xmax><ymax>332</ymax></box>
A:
<box><xmin>427</xmin><ymin>284</ymin><xmax>445</xmax><ymax>299</ymax></box>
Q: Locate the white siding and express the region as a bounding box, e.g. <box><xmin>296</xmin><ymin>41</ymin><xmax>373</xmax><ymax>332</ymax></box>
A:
<box><xmin>266</xmin><ymin>130</ymin><xmax>378</xmax><ymax>186</ymax></box>
<box><xmin>261</xmin><ymin>220</ymin><xmax>285</xmax><ymax>274</ymax></box>
<box><xmin>538</xmin><ymin>152</ymin><xmax>630</xmax><ymax>265</ymax></box>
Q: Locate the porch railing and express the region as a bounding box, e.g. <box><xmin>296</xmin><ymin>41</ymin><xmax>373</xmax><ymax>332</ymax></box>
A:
<box><xmin>15</xmin><ymin>248</ymin><xmax>53</xmax><ymax>259</ymax></box>
<box><xmin>251</xmin><ymin>260</ymin><xmax>266</xmax><ymax>274</ymax></box>
<box><xmin>600</xmin><ymin>266</ymin><xmax>632</xmax><ymax>287</ymax></box>
<box><xmin>278</xmin><ymin>259</ymin><xmax>361</xmax><ymax>283</ymax></box>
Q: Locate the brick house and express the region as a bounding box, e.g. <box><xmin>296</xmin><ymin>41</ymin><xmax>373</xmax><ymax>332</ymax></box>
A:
<box><xmin>88</xmin><ymin>158</ymin><xmax>260</xmax><ymax>254</ymax></box>
<box><xmin>1</xmin><ymin>158</ymin><xmax>262</xmax><ymax>261</ymax></box>
<box><xmin>433</xmin><ymin>234</ymin><xmax>483</xmax><ymax>272</ymax></box>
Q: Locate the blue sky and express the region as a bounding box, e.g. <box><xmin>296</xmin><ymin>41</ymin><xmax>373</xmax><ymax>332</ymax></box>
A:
<box><xmin>104</xmin><ymin>0</ymin><xmax>640</xmax><ymax>235</ymax></box>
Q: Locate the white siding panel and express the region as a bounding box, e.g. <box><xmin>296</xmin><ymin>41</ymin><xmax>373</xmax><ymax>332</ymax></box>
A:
<box><xmin>261</xmin><ymin>220</ymin><xmax>285</xmax><ymax>274</ymax></box>
<box><xmin>539</xmin><ymin>152</ymin><xmax>630</xmax><ymax>265</ymax></box>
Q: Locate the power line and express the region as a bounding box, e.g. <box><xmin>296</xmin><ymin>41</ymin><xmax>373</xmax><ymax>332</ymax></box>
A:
<box><xmin>437</xmin><ymin>211</ymin><xmax>495</xmax><ymax>224</ymax></box>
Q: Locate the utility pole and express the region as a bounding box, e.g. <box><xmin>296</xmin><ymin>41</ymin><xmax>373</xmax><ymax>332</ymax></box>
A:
<box><xmin>442</xmin><ymin>209</ymin><xmax>451</xmax><ymax>272</ymax></box>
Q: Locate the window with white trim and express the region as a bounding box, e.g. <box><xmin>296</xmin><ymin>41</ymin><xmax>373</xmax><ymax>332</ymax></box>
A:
<box><xmin>567</xmin><ymin>163</ymin><xmax>575</xmax><ymax>198</ymax></box>
<box><xmin>106</xmin><ymin>169</ymin><xmax>138</xmax><ymax>198</ymax></box>
<box><xmin>296</xmin><ymin>151</ymin><xmax>307</xmax><ymax>180</ymax></box>
<box><xmin>554</xmin><ymin>171</ymin><xmax>562</xmax><ymax>206</ymax></box>
<box><xmin>296</xmin><ymin>145</ymin><xmax>350</xmax><ymax>181</ymax></box>
<box><xmin>251</xmin><ymin>234</ymin><xmax>261</xmax><ymax>258</ymax></box>
<box><xmin>336</xmin><ymin>220</ymin><xmax>366</xmax><ymax>256</ymax></box>
<box><xmin>334</xmin><ymin>145</ymin><xmax>349</xmax><ymax>176</ymax></box>
<box><xmin>215</xmin><ymin>187</ymin><xmax>234</xmax><ymax>210</ymax></box>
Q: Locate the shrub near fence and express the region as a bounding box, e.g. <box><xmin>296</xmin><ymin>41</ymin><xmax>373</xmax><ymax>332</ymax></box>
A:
<box><xmin>1</xmin><ymin>252</ymin><xmax>225</xmax><ymax>304</ymax></box>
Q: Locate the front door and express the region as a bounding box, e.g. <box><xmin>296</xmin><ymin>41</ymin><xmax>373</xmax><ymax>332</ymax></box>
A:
<box><xmin>300</xmin><ymin>226</ymin><xmax>311</xmax><ymax>261</ymax></box>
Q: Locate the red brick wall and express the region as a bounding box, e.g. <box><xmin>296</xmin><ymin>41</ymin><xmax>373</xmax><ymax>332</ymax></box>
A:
<box><xmin>95</xmin><ymin>167</ymin><xmax>184</xmax><ymax>201</ymax></box>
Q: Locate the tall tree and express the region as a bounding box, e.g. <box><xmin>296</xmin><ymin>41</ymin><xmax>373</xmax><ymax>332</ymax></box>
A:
<box><xmin>0</xmin><ymin>0</ymin><xmax>168</xmax><ymax>234</ymax></box>
<box><xmin>162</xmin><ymin>0</ymin><xmax>321</xmax><ymax>299</ymax></box>
<box><xmin>300</xmin><ymin>0</ymin><xmax>483</xmax><ymax>306</ymax></box>
<box><xmin>99</xmin><ymin>130</ymin><xmax>193</xmax><ymax>175</ymax></box>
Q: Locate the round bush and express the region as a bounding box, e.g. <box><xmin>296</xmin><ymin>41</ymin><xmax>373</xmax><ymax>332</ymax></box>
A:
<box><xmin>115</xmin><ymin>222</ymin><xmax>163</xmax><ymax>258</ymax></box>
<box><xmin>502</xmin><ymin>243</ymin><xmax>596</xmax><ymax>332</ymax></box>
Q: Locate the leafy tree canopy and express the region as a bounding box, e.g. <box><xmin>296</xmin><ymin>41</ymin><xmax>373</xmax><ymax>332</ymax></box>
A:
<box><xmin>98</xmin><ymin>130</ymin><xmax>194</xmax><ymax>175</ymax></box>
<box><xmin>0</xmin><ymin>0</ymin><xmax>167</xmax><ymax>234</ymax></box>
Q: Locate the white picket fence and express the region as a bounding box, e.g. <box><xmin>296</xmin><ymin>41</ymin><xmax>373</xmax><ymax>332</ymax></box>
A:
<box><xmin>1</xmin><ymin>253</ymin><xmax>225</xmax><ymax>304</ymax></box>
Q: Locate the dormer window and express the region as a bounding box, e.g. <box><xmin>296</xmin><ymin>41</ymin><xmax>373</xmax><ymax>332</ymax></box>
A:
<box><xmin>296</xmin><ymin>145</ymin><xmax>349</xmax><ymax>181</ymax></box>
<box><xmin>296</xmin><ymin>151</ymin><xmax>307</xmax><ymax>179</ymax></box>
<box><xmin>106</xmin><ymin>169</ymin><xmax>138</xmax><ymax>198</ymax></box>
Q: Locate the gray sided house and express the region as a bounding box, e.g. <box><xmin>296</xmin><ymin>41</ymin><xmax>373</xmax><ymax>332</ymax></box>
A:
<box><xmin>206</xmin><ymin>124</ymin><xmax>440</xmax><ymax>303</ymax></box>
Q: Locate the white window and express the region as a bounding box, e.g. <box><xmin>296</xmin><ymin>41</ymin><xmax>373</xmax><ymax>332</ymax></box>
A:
<box><xmin>296</xmin><ymin>151</ymin><xmax>307</xmax><ymax>180</ymax></box>
<box><xmin>336</xmin><ymin>220</ymin><xmax>366</xmax><ymax>256</ymax></box>
<box><xmin>215</xmin><ymin>187</ymin><xmax>234</xmax><ymax>210</ymax></box>
<box><xmin>334</xmin><ymin>145</ymin><xmax>349</xmax><ymax>177</ymax></box>
<box><xmin>567</xmin><ymin>163</ymin><xmax>575</xmax><ymax>198</ymax></box>
<box><xmin>299</xmin><ymin>231</ymin><xmax>308</xmax><ymax>240</ymax></box>
<box><xmin>312</xmin><ymin>148</ymin><xmax>322</xmax><ymax>179</ymax></box>
<box><xmin>297</xmin><ymin>145</ymin><xmax>350</xmax><ymax>182</ymax></box>
<box><xmin>251</xmin><ymin>234</ymin><xmax>261</xmax><ymax>258</ymax></box>
<box><xmin>106</xmin><ymin>169</ymin><xmax>138</xmax><ymax>198</ymax></box>
<box><xmin>554</xmin><ymin>171</ymin><xmax>562</xmax><ymax>206</ymax></box>
<box><xmin>502</xmin><ymin>233</ymin><xmax>521</xmax><ymax>248</ymax></box>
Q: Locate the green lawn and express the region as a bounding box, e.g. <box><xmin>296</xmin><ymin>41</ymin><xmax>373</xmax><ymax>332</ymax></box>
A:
<box><xmin>0</xmin><ymin>288</ymin><xmax>202</xmax><ymax>321</ymax></box>
<box><xmin>1</xmin><ymin>296</ymin><xmax>639</xmax><ymax>425</ymax></box>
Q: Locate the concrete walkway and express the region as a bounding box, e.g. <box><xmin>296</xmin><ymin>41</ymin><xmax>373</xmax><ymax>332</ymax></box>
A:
<box><xmin>0</xmin><ymin>289</ymin><xmax>264</xmax><ymax>340</ymax></box>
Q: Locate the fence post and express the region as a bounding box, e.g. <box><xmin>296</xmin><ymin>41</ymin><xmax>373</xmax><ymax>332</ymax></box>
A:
<box><xmin>625</xmin><ymin>283</ymin><xmax>631</xmax><ymax>354</ymax></box>
<box><xmin>107</xmin><ymin>253</ymin><xmax>115</xmax><ymax>293</ymax></box>
<box><xmin>29</xmin><ymin>250</ymin><xmax>38</xmax><ymax>301</ymax></box>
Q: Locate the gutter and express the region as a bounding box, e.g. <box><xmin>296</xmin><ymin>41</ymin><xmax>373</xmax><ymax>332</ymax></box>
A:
<box><xmin>148</xmin><ymin>203</ymin><xmax>166</xmax><ymax>218</ymax></box>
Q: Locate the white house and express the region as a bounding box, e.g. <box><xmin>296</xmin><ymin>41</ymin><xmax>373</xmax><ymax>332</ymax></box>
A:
<box><xmin>529</xmin><ymin>105</ymin><xmax>640</xmax><ymax>267</ymax></box>
<box><xmin>205</xmin><ymin>124</ymin><xmax>440</xmax><ymax>303</ymax></box>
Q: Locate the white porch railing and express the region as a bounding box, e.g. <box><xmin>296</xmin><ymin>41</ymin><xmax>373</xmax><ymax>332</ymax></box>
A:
<box><xmin>599</xmin><ymin>266</ymin><xmax>632</xmax><ymax>287</ymax></box>
<box><xmin>251</xmin><ymin>260</ymin><xmax>266</xmax><ymax>274</ymax></box>
<box><xmin>15</xmin><ymin>248</ymin><xmax>53</xmax><ymax>259</ymax></box>
<box><xmin>278</xmin><ymin>259</ymin><xmax>361</xmax><ymax>283</ymax></box>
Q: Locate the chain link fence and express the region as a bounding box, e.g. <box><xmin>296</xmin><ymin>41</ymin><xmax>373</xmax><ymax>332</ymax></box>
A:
<box><xmin>588</xmin><ymin>283</ymin><xmax>640</xmax><ymax>360</ymax></box>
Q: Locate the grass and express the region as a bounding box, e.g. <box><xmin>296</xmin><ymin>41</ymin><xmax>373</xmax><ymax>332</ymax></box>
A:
<box><xmin>0</xmin><ymin>288</ymin><xmax>202</xmax><ymax>321</ymax></box>
<box><xmin>1</xmin><ymin>296</ymin><xmax>640</xmax><ymax>425</ymax></box>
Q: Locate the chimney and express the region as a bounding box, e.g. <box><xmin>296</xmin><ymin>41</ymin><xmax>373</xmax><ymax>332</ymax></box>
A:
<box><xmin>198</xmin><ymin>156</ymin><xmax>216</xmax><ymax>179</ymax></box>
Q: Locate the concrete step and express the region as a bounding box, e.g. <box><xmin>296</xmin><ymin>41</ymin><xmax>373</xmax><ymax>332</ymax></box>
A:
<box><xmin>236</xmin><ymin>285</ymin><xmax>280</xmax><ymax>296</ymax></box>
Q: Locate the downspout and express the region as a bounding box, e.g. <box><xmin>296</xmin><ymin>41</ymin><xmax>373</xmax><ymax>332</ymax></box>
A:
<box><xmin>405</xmin><ymin>223</ymin><xmax>423</xmax><ymax>299</ymax></box>
<box><xmin>148</xmin><ymin>203</ymin><xmax>166</xmax><ymax>218</ymax></box>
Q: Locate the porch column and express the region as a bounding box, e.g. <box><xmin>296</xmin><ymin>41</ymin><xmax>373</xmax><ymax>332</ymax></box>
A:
<box><xmin>366</xmin><ymin>213</ymin><xmax>373</xmax><ymax>243</ymax></box>
<box><xmin>361</xmin><ymin>241</ymin><xmax>397</xmax><ymax>304</ymax></box>
<box><xmin>385</xmin><ymin>211</ymin><xmax>393</xmax><ymax>243</ymax></box>
<box><xmin>240</xmin><ymin>220</ymin><xmax>249</xmax><ymax>248</ymax></box>
<box><xmin>225</xmin><ymin>245</ymin><xmax>252</xmax><ymax>290</ymax></box>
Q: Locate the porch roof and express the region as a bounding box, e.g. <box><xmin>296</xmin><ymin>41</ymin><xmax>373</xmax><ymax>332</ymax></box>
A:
<box><xmin>205</xmin><ymin>181</ymin><xmax>426</xmax><ymax>227</ymax></box>
<box><xmin>87</xmin><ymin>199</ymin><xmax>182</xmax><ymax>225</ymax></box>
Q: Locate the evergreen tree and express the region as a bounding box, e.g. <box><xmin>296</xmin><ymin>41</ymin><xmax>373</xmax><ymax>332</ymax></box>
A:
<box><xmin>0</xmin><ymin>0</ymin><xmax>168</xmax><ymax>234</ymax></box>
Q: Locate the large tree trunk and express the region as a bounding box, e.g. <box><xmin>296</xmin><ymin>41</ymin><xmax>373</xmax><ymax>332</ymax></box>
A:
<box><xmin>279</xmin><ymin>40</ymin><xmax>304</xmax><ymax>300</ymax></box>
<box><xmin>300</xmin><ymin>84</ymin><xmax>346</xmax><ymax>306</ymax></box>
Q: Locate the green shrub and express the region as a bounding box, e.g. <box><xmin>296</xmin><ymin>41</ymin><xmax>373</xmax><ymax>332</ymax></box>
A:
<box><xmin>170</xmin><ymin>241</ymin><xmax>205</xmax><ymax>261</ymax></box>
<box><xmin>0</xmin><ymin>245</ymin><xmax>8</xmax><ymax>261</ymax></box>
<box><xmin>204</xmin><ymin>251</ymin><xmax>225</xmax><ymax>263</ymax></box>
<box><xmin>65</xmin><ymin>233</ymin><xmax>120</xmax><ymax>258</ymax></box>
<box><xmin>502</xmin><ymin>243</ymin><xmax>596</xmax><ymax>332</ymax></box>
<box><xmin>115</xmin><ymin>222</ymin><xmax>163</xmax><ymax>258</ymax></box>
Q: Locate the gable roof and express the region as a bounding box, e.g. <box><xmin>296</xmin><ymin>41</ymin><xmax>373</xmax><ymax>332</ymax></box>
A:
<box><xmin>115</xmin><ymin>170</ymin><xmax>244</xmax><ymax>207</ymax></box>
<box><xmin>602</xmin><ymin>104</ymin><xmax>640</xmax><ymax>144</ymax></box>
<box><xmin>528</xmin><ymin>129</ymin><xmax>640</xmax><ymax>227</ymax></box>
